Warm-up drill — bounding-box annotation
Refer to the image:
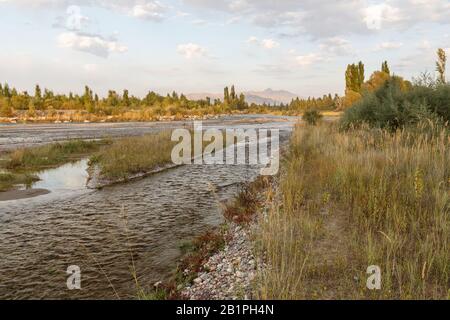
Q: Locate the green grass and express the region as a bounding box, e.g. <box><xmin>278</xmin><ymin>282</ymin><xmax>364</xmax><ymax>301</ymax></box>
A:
<box><xmin>256</xmin><ymin>122</ymin><xmax>449</xmax><ymax>299</ymax></box>
<box><xmin>6</xmin><ymin>140</ymin><xmax>104</xmax><ymax>170</ymax></box>
<box><xmin>0</xmin><ymin>172</ymin><xmax>39</xmax><ymax>191</ymax></box>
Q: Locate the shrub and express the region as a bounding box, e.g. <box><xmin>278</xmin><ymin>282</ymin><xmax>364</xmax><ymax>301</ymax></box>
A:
<box><xmin>303</xmin><ymin>109</ymin><xmax>323</xmax><ymax>126</ymax></box>
<box><xmin>341</xmin><ymin>77</ymin><xmax>450</xmax><ymax>130</ymax></box>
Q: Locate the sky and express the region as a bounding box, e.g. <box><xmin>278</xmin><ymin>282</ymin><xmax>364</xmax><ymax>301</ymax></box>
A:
<box><xmin>0</xmin><ymin>0</ymin><xmax>449</xmax><ymax>98</ymax></box>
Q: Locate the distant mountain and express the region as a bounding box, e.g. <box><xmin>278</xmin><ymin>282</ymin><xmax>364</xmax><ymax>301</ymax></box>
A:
<box><xmin>186</xmin><ymin>88</ymin><xmax>299</xmax><ymax>106</ymax></box>
<box><xmin>245</xmin><ymin>88</ymin><xmax>299</xmax><ymax>105</ymax></box>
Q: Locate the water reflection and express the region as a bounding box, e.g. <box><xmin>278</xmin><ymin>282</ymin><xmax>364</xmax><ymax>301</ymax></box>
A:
<box><xmin>33</xmin><ymin>159</ymin><xmax>89</xmax><ymax>192</ymax></box>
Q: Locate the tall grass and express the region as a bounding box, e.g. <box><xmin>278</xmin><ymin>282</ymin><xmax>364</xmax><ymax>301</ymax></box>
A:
<box><xmin>7</xmin><ymin>140</ymin><xmax>103</xmax><ymax>170</ymax></box>
<box><xmin>257</xmin><ymin>123</ymin><xmax>449</xmax><ymax>299</ymax></box>
<box><xmin>90</xmin><ymin>131</ymin><xmax>176</xmax><ymax>180</ymax></box>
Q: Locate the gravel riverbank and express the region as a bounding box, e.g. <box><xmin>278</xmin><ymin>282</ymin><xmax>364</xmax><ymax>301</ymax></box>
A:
<box><xmin>181</xmin><ymin>221</ymin><xmax>264</xmax><ymax>300</ymax></box>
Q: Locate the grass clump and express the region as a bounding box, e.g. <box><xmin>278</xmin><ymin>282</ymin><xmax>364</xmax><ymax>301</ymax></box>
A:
<box><xmin>0</xmin><ymin>172</ymin><xmax>39</xmax><ymax>191</ymax></box>
<box><xmin>257</xmin><ymin>123</ymin><xmax>449</xmax><ymax>299</ymax></box>
<box><xmin>303</xmin><ymin>109</ymin><xmax>323</xmax><ymax>126</ymax></box>
<box><xmin>89</xmin><ymin>131</ymin><xmax>176</xmax><ymax>180</ymax></box>
<box><xmin>7</xmin><ymin>140</ymin><xmax>104</xmax><ymax>170</ymax></box>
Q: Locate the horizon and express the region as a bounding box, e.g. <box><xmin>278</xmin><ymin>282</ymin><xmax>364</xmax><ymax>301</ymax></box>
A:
<box><xmin>0</xmin><ymin>0</ymin><xmax>449</xmax><ymax>98</ymax></box>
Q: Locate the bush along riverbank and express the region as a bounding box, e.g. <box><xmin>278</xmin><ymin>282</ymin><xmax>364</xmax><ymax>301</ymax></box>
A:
<box><xmin>144</xmin><ymin>176</ymin><xmax>275</xmax><ymax>300</ymax></box>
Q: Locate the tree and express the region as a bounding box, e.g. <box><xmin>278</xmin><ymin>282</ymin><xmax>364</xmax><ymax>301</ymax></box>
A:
<box><xmin>357</xmin><ymin>61</ymin><xmax>365</xmax><ymax>89</ymax></box>
<box><xmin>27</xmin><ymin>100</ymin><xmax>36</xmax><ymax>117</ymax></box>
<box><xmin>230</xmin><ymin>85</ymin><xmax>236</xmax><ymax>101</ymax></box>
<box><xmin>224</xmin><ymin>86</ymin><xmax>230</xmax><ymax>104</ymax></box>
<box><xmin>3</xmin><ymin>83</ymin><xmax>11</xmax><ymax>98</ymax></box>
<box><xmin>237</xmin><ymin>93</ymin><xmax>247</xmax><ymax>110</ymax></box>
<box><xmin>362</xmin><ymin>71</ymin><xmax>391</xmax><ymax>92</ymax></box>
<box><xmin>345</xmin><ymin>61</ymin><xmax>365</xmax><ymax>93</ymax></box>
<box><xmin>34</xmin><ymin>85</ymin><xmax>42</xmax><ymax>100</ymax></box>
<box><xmin>122</xmin><ymin>89</ymin><xmax>130</xmax><ymax>106</ymax></box>
<box><xmin>436</xmin><ymin>48</ymin><xmax>447</xmax><ymax>84</ymax></box>
<box><xmin>381</xmin><ymin>61</ymin><xmax>390</xmax><ymax>75</ymax></box>
<box><xmin>0</xmin><ymin>98</ymin><xmax>13</xmax><ymax>117</ymax></box>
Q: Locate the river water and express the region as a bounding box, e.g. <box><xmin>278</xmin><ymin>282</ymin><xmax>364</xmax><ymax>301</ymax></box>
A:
<box><xmin>0</xmin><ymin>115</ymin><xmax>297</xmax><ymax>299</ymax></box>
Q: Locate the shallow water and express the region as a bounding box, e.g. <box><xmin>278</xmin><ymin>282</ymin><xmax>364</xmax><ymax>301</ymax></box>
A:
<box><xmin>0</xmin><ymin>116</ymin><xmax>296</xmax><ymax>299</ymax></box>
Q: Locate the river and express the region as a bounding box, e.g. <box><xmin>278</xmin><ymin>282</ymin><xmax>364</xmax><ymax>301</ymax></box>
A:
<box><xmin>0</xmin><ymin>115</ymin><xmax>297</xmax><ymax>299</ymax></box>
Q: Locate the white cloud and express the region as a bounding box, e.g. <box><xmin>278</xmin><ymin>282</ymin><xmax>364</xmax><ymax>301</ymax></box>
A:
<box><xmin>363</xmin><ymin>3</ymin><xmax>403</xmax><ymax>30</ymax></box>
<box><xmin>247</xmin><ymin>36</ymin><xmax>279</xmax><ymax>49</ymax></box>
<box><xmin>184</xmin><ymin>0</ymin><xmax>450</xmax><ymax>39</ymax></box>
<box><xmin>319</xmin><ymin>37</ymin><xmax>352</xmax><ymax>55</ymax></box>
<box><xmin>1</xmin><ymin>0</ymin><xmax>170</xmax><ymax>22</ymax></box>
<box><xmin>376</xmin><ymin>41</ymin><xmax>403</xmax><ymax>50</ymax></box>
<box><xmin>177</xmin><ymin>43</ymin><xmax>207</xmax><ymax>59</ymax></box>
<box><xmin>295</xmin><ymin>53</ymin><xmax>323</xmax><ymax>66</ymax></box>
<box><xmin>83</xmin><ymin>63</ymin><xmax>98</xmax><ymax>72</ymax></box>
<box><xmin>131</xmin><ymin>1</ymin><xmax>166</xmax><ymax>21</ymax></box>
<box><xmin>58</xmin><ymin>32</ymin><xmax>128</xmax><ymax>58</ymax></box>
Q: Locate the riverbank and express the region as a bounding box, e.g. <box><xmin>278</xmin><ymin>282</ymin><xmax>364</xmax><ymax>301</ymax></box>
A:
<box><xmin>257</xmin><ymin>122</ymin><xmax>449</xmax><ymax>299</ymax></box>
<box><xmin>0</xmin><ymin>140</ymin><xmax>105</xmax><ymax>193</ymax></box>
<box><xmin>154</xmin><ymin>121</ymin><xmax>449</xmax><ymax>301</ymax></box>
<box><xmin>0</xmin><ymin>110</ymin><xmax>342</xmax><ymax>125</ymax></box>
<box><xmin>148</xmin><ymin>176</ymin><xmax>274</xmax><ymax>300</ymax></box>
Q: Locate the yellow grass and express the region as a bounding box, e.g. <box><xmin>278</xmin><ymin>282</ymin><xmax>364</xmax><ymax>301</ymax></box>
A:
<box><xmin>90</xmin><ymin>131</ymin><xmax>176</xmax><ymax>180</ymax></box>
<box><xmin>256</xmin><ymin>122</ymin><xmax>449</xmax><ymax>299</ymax></box>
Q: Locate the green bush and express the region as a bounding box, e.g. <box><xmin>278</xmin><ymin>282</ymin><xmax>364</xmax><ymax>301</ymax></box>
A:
<box><xmin>303</xmin><ymin>109</ymin><xmax>323</xmax><ymax>125</ymax></box>
<box><xmin>341</xmin><ymin>77</ymin><xmax>450</xmax><ymax>130</ymax></box>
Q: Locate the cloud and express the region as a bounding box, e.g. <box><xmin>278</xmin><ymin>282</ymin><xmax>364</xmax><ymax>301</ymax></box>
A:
<box><xmin>183</xmin><ymin>0</ymin><xmax>450</xmax><ymax>38</ymax></box>
<box><xmin>363</xmin><ymin>3</ymin><xmax>403</xmax><ymax>30</ymax></box>
<box><xmin>376</xmin><ymin>41</ymin><xmax>403</xmax><ymax>50</ymax></box>
<box><xmin>1</xmin><ymin>0</ymin><xmax>170</xmax><ymax>21</ymax></box>
<box><xmin>247</xmin><ymin>37</ymin><xmax>280</xmax><ymax>49</ymax></box>
<box><xmin>295</xmin><ymin>53</ymin><xmax>323</xmax><ymax>66</ymax></box>
<box><xmin>177</xmin><ymin>43</ymin><xmax>208</xmax><ymax>59</ymax></box>
<box><xmin>319</xmin><ymin>37</ymin><xmax>353</xmax><ymax>56</ymax></box>
<box><xmin>83</xmin><ymin>63</ymin><xmax>98</xmax><ymax>72</ymax></box>
<box><xmin>131</xmin><ymin>1</ymin><xmax>167</xmax><ymax>21</ymax></box>
<box><xmin>58</xmin><ymin>32</ymin><xmax>128</xmax><ymax>58</ymax></box>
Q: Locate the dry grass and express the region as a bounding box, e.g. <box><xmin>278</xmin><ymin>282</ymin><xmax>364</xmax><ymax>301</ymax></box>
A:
<box><xmin>257</xmin><ymin>122</ymin><xmax>449</xmax><ymax>299</ymax></box>
<box><xmin>90</xmin><ymin>131</ymin><xmax>176</xmax><ymax>180</ymax></box>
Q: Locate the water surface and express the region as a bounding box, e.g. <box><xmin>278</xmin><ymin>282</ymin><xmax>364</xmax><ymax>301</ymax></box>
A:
<box><xmin>0</xmin><ymin>116</ymin><xmax>296</xmax><ymax>299</ymax></box>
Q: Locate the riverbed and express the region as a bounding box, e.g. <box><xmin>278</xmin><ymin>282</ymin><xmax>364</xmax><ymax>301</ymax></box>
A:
<box><xmin>0</xmin><ymin>115</ymin><xmax>297</xmax><ymax>299</ymax></box>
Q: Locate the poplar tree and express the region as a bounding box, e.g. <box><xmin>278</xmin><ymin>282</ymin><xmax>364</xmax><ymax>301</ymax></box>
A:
<box><xmin>436</xmin><ymin>48</ymin><xmax>447</xmax><ymax>84</ymax></box>
<box><xmin>381</xmin><ymin>61</ymin><xmax>390</xmax><ymax>75</ymax></box>
<box><xmin>224</xmin><ymin>86</ymin><xmax>230</xmax><ymax>104</ymax></box>
<box><xmin>230</xmin><ymin>85</ymin><xmax>236</xmax><ymax>101</ymax></box>
<box><xmin>345</xmin><ymin>61</ymin><xmax>365</xmax><ymax>92</ymax></box>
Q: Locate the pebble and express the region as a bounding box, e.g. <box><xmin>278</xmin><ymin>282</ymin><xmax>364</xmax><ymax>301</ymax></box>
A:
<box><xmin>181</xmin><ymin>220</ymin><xmax>264</xmax><ymax>300</ymax></box>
